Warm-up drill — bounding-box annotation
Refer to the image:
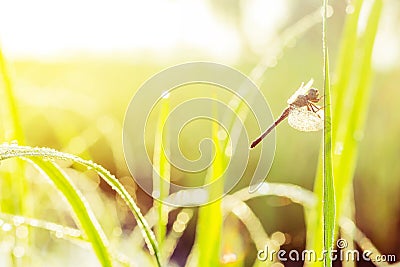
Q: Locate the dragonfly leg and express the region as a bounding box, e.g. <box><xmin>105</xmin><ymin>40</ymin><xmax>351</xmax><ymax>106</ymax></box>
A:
<box><xmin>307</xmin><ymin>102</ymin><xmax>318</xmax><ymax>112</ymax></box>
<box><xmin>308</xmin><ymin>102</ymin><xmax>324</xmax><ymax>119</ymax></box>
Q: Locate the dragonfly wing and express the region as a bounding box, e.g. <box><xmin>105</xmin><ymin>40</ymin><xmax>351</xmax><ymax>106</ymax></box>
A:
<box><xmin>287</xmin><ymin>79</ymin><xmax>314</xmax><ymax>104</ymax></box>
<box><xmin>288</xmin><ymin>107</ymin><xmax>324</xmax><ymax>132</ymax></box>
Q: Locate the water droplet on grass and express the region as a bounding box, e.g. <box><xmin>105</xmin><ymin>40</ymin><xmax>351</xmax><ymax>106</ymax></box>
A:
<box><xmin>346</xmin><ymin>4</ymin><xmax>355</xmax><ymax>14</ymax></box>
<box><xmin>10</xmin><ymin>140</ymin><xmax>18</xmax><ymax>146</ymax></box>
<box><xmin>2</xmin><ymin>223</ymin><xmax>12</xmax><ymax>232</ymax></box>
<box><xmin>13</xmin><ymin>246</ymin><xmax>25</xmax><ymax>258</ymax></box>
<box><xmin>16</xmin><ymin>226</ymin><xmax>29</xmax><ymax>239</ymax></box>
<box><xmin>334</xmin><ymin>142</ymin><xmax>344</xmax><ymax>155</ymax></box>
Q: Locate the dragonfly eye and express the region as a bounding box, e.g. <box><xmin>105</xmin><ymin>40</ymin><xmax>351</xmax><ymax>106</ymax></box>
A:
<box><xmin>306</xmin><ymin>88</ymin><xmax>319</xmax><ymax>100</ymax></box>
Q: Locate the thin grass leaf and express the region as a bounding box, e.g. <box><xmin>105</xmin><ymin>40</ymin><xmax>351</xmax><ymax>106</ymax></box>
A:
<box><xmin>0</xmin><ymin>45</ymin><xmax>32</xmax><ymax>267</ymax></box>
<box><xmin>28</xmin><ymin>158</ymin><xmax>113</xmax><ymax>267</ymax></box>
<box><xmin>0</xmin><ymin>145</ymin><xmax>161</xmax><ymax>267</ymax></box>
<box><xmin>189</xmin><ymin>118</ymin><xmax>224</xmax><ymax>266</ymax></box>
<box><xmin>0</xmin><ymin>48</ymin><xmax>24</xmax><ymax>143</ymax></box>
<box><xmin>322</xmin><ymin>2</ymin><xmax>336</xmax><ymax>267</ymax></box>
<box><xmin>332</xmin><ymin>0</ymin><xmax>383</xmax><ymax>229</ymax></box>
<box><xmin>163</xmin><ymin>209</ymin><xmax>194</xmax><ymax>263</ymax></box>
<box><xmin>0</xmin><ymin>212</ymin><xmax>136</xmax><ymax>267</ymax></box>
<box><xmin>306</xmin><ymin>1</ymin><xmax>383</xmax><ymax>266</ymax></box>
<box><xmin>323</xmin><ymin>51</ymin><xmax>335</xmax><ymax>267</ymax></box>
<box><xmin>152</xmin><ymin>95</ymin><xmax>170</xmax><ymax>256</ymax></box>
<box><xmin>0</xmin><ymin>46</ymin><xmax>27</xmax><ymax>216</ymax></box>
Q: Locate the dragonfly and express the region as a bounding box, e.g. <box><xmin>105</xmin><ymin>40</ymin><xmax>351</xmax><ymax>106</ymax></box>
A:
<box><xmin>250</xmin><ymin>79</ymin><xmax>324</xmax><ymax>148</ymax></box>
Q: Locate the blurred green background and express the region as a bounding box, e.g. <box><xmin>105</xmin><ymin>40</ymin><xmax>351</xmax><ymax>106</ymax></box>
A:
<box><xmin>0</xmin><ymin>0</ymin><xmax>400</xmax><ymax>266</ymax></box>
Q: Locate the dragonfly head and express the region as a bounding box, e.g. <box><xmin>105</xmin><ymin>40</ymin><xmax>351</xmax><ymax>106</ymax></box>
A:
<box><xmin>306</xmin><ymin>88</ymin><xmax>320</xmax><ymax>102</ymax></box>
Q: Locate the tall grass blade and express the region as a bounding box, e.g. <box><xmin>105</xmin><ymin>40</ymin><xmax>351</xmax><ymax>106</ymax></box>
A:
<box><xmin>0</xmin><ymin>145</ymin><xmax>162</xmax><ymax>267</ymax></box>
<box><xmin>306</xmin><ymin>1</ymin><xmax>383</xmax><ymax>266</ymax></box>
<box><xmin>28</xmin><ymin>159</ymin><xmax>113</xmax><ymax>267</ymax></box>
<box><xmin>0</xmin><ymin>46</ymin><xmax>27</xmax><ymax>214</ymax></box>
<box><xmin>152</xmin><ymin>95</ymin><xmax>170</xmax><ymax>261</ymax></box>
<box><xmin>0</xmin><ymin>48</ymin><xmax>24</xmax><ymax>143</ymax></box>
<box><xmin>191</xmin><ymin>118</ymin><xmax>224</xmax><ymax>266</ymax></box>
<box><xmin>323</xmin><ymin>51</ymin><xmax>335</xmax><ymax>267</ymax></box>
<box><xmin>332</xmin><ymin>0</ymin><xmax>383</xmax><ymax>231</ymax></box>
<box><xmin>0</xmin><ymin>45</ymin><xmax>30</xmax><ymax>266</ymax></box>
<box><xmin>322</xmin><ymin>5</ymin><xmax>336</xmax><ymax>267</ymax></box>
<box><xmin>0</xmin><ymin>212</ymin><xmax>135</xmax><ymax>267</ymax></box>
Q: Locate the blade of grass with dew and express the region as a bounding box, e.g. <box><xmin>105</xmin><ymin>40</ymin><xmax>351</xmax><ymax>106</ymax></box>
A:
<box><xmin>305</xmin><ymin>0</ymin><xmax>335</xmax><ymax>265</ymax></box>
<box><xmin>0</xmin><ymin>46</ymin><xmax>27</xmax><ymax>214</ymax></box>
<box><xmin>28</xmin><ymin>158</ymin><xmax>113</xmax><ymax>267</ymax></box>
<box><xmin>0</xmin><ymin>45</ymin><xmax>30</xmax><ymax>267</ymax></box>
<box><xmin>0</xmin><ymin>145</ymin><xmax>162</xmax><ymax>267</ymax></box>
<box><xmin>152</xmin><ymin>95</ymin><xmax>170</xmax><ymax>261</ymax></box>
<box><xmin>306</xmin><ymin>1</ymin><xmax>383</xmax><ymax>265</ymax></box>
<box><xmin>332</xmin><ymin>0</ymin><xmax>363</xmax><ymax>123</ymax></box>
<box><xmin>323</xmin><ymin>0</ymin><xmax>336</xmax><ymax>266</ymax></box>
<box><xmin>0</xmin><ymin>212</ymin><xmax>134</xmax><ymax>267</ymax></box>
<box><xmin>163</xmin><ymin>209</ymin><xmax>194</xmax><ymax>263</ymax></box>
<box><xmin>332</xmin><ymin>0</ymin><xmax>383</xmax><ymax>235</ymax></box>
<box><xmin>190</xmin><ymin>119</ymin><xmax>224</xmax><ymax>266</ymax></box>
<box><xmin>0</xmin><ymin>47</ymin><xmax>24</xmax><ymax>143</ymax></box>
<box><xmin>323</xmin><ymin>50</ymin><xmax>335</xmax><ymax>267</ymax></box>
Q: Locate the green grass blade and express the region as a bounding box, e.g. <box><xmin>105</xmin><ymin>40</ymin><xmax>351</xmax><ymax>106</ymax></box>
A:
<box><xmin>0</xmin><ymin>145</ymin><xmax>162</xmax><ymax>267</ymax></box>
<box><xmin>306</xmin><ymin>1</ymin><xmax>383</xmax><ymax>266</ymax></box>
<box><xmin>0</xmin><ymin>212</ymin><xmax>135</xmax><ymax>267</ymax></box>
<box><xmin>0</xmin><ymin>48</ymin><xmax>24</xmax><ymax>143</ymax></box>
<box><xmin>28</xmin><ymin>158</ymin><xmax>113</xmax><ymax>267</ymax></box>
<box><xmin>0</xmin><ymin>45</ymin><xmax>30</xmax><ymax>266</ymax></box>
<box><xmin>332</xmin><ymin>0</ymin><xmax>363</xmax><ymax>124</ymax></box>
<box><xmin>153</xmin><ymin>96</ymin><xmax>170</xmax><ymax>259</ymax></box>
<box><xmin>0</xmin><ymin>46</ymin><xmax>27</xmax><ymax>215</ymax></box>
<box><xmin>322</xmin><ymin>3</ymin><xmax>335</xmax><ymax>266</ymax></box>
<box><xmin>191</xmin><ymin>119</ymin><xmax>224</xmax><ymax>266</ymax></box>
<box><xmin>305</xmin><ymin>1</ymin><xmax>336</xmax><ymax>266</ymax></box>
<box><xmin>323</xmin><ymin>51</ymin><xmax>335</xmax><ymax>267</ymax></box>
<box><xmin>333</xmin><ymin>0</ymin><xmax>383</xmax><ymax>226</ymax></box>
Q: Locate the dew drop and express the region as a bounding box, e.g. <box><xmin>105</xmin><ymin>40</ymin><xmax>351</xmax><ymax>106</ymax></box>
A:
<box><xmin>177</xmin><ymin>212</ymin><xmax>190</xmax><ymax>224</ymax></box>
<box><xmin>334</xmin><ymin>142</ymin><xmax>344</xmax><ymax>155</ymax></box>
<box><xmin>2</xmin><ymin>223</ymin><xmax>12</xmax><ymax>232</ymax></box>
<box><xmin>13</xmin><ymin>216</ymin><xmax>25</xmax><ymax>226</ymax></box>
<box><xmin>152</xmin><ymin>190</ymin><xmax>160</xmax><ymax>199</ymax></box>
<box><xmin>217</xmin><ymin>130</ymin><xmax>227</xmax><ymax>140</ymax></box>
<box><xmin>172</xmin><ymin>221</ymin><xmax>185</xmax><ymax>233</ymax></box>
<box><xmin>161</xmin><ymin>91</ymin><xmax>170</xmax><ymax>99</ymax></box>
<box><xmin>225</xmin><ymin>146</ymin><xmax>233</xmax><ymax>157</ymax></box>
<box><xmin>10</xmin><ymin>140</ymin><xmax>18</xmax><ymax>146</ymax></box>
<box><xmin>321</xmin><ymin>5</ymin><xmax>334</xmax><ymax>18</ymax></box>
<box><xmin>221</xmin><ymin>253</ymin><xmax>237</xmax><ymax>264</ymax></box>
<box><xmin>346</xmin><ymin>4</ymin><xmax>355</xmax><ymax>14</ymax></box>
<box><xmin>327</xmin><ymin>5</ymin><xmax>334</xmax><ymax>17</ymax></box>
<box><xmin>13</xmin><ymin>246</ymin><xmax>25</xmax><ymax>258</ymax></box>
<box><xmin>55</xmin><ymin>231</ymin><xmax>64</xmax><ymax>239</ymax></box>
<box><xmin>16</xmin><ymin>226</ymin><xmax>29</xmax><ymax>239</ymax></box>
